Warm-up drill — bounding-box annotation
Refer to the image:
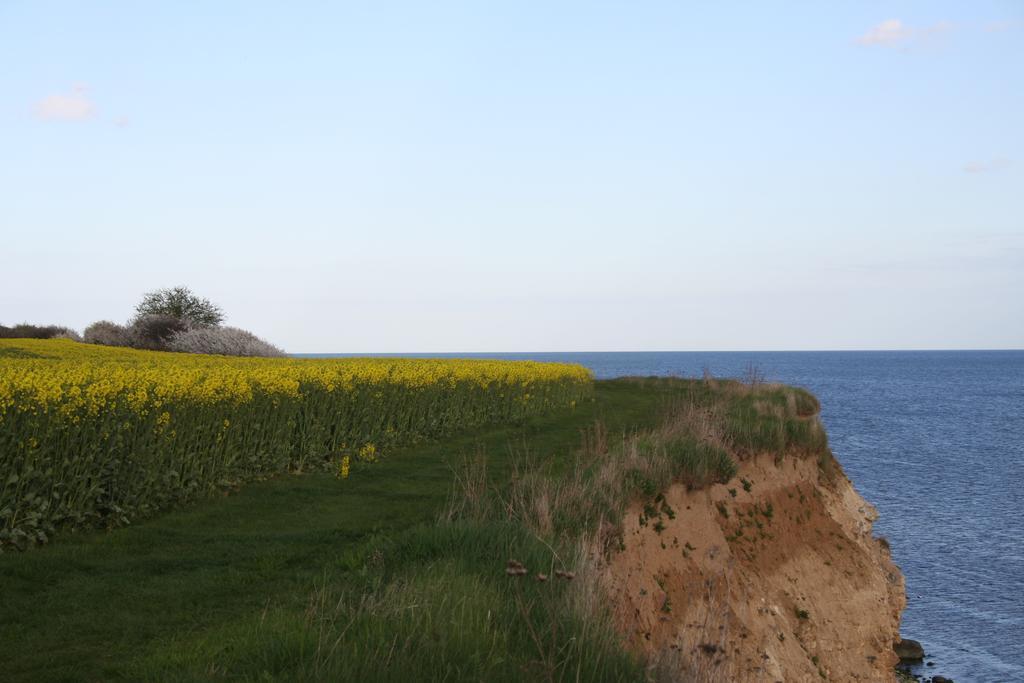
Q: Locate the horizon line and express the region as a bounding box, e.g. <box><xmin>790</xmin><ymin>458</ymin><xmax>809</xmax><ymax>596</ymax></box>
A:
<box><xmin>290</xmin><ymin>348</ymin><xmax>1024</xmax><ymax>355</ymax></box>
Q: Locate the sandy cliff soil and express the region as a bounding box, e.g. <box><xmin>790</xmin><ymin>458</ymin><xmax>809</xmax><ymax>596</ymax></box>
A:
<box><xmin>605</xmin><ymin>453</ymin><xmax>905</xmax><ymax>682</ymax></box>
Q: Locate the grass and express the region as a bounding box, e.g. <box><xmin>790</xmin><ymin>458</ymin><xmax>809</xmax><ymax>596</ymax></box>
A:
<box><xmin>0</xmin><ymin>377</ymin><xmax>828</xmax><ymax>682</ymax></box>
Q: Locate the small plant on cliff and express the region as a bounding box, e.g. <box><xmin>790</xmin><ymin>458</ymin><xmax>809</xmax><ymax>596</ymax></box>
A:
<box><xmin>743</xmin><ymin>362</ymin><xmax>766</xmax><ymax>387</ymax></box>
<box><xmin>664</xmin><ymin>437</ymin><xmax>736</xmax><ymax>488</ymax></box>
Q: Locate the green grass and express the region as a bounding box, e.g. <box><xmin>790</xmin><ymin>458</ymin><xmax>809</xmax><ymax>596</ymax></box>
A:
<box><xmin>0</xmin><ymin>380</ymin><xmax>669</xmax><ymax>683</ymax></box>
<box><xmin>663</xmin><ymin>437</ymin><xmax>736</xmax><ymax>488</ymax></box>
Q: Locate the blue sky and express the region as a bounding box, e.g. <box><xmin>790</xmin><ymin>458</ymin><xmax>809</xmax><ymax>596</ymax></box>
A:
<box><xmin>1</xmin><ymin>1</ymin><xmax>1021</xmax><ymax>352</ymax></box>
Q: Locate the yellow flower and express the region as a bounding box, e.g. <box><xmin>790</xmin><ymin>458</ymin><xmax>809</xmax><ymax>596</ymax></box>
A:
<box><xmin>358</xmin><ymin>443</ymin><xmax>377</xmax><ymax>463</ymax></box>
<box><xmin>0</xmin><ymin>337</ymin><xmax>594</xmax><ymax>539</ymax></box>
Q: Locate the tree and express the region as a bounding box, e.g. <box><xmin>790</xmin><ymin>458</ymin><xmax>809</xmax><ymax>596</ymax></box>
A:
<box><xmin>134</xmin><ymin>286</ymin><xmax>224</xmax><ymax>328</ymax></box>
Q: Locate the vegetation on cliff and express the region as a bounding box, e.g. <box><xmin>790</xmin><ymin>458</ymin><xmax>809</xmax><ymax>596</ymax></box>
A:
<box><xmin>0</xmin><ymin>375</ymin><xmax>860</xmax><ymax>682</ymax></box>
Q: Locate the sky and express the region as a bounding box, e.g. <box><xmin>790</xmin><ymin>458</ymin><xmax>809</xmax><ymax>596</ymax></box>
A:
<box><xmin>1</xmin><ymin>1</ymin><xmax>1022</xmax><ymax>352</ymax></box>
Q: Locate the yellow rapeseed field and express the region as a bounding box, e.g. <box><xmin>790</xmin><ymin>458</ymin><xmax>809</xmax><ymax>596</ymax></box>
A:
<box><xmin>0</xmin><ymin>339</ymin><xmax>591</xmax><ymax>549</ymax></box>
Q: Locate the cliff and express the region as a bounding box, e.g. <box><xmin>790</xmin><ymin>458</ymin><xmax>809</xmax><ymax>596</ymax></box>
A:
<box><xmin>605</xmin><ymin>451</ymin><xmax>906</xmax><ymax>681</ymax></box>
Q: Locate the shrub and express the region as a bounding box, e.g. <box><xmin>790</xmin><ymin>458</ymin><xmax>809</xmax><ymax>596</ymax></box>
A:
<box><xmin>52</xmin><ymin>329</ymin><xmax>83</xmax><ymax>342</ymax></box>
<box><xmin>135</xmin><ymin>286</ymin><xmax>224</xmax><ymax>328</ymax></box>
<box><xmin>127</xmin><ymin>314</ymin><xmax>192</xmax><ymax>351</ymax></box>
<box><xmin>83</xmin><ymin>321</ymin><xmax>130</xmax><ymax>347</ymax></box>
<box><xmin>167</xmin><ymin>326</ymin><xmax>285</xmax><ymax>357</ymax></box>
<box><xmin>0</xmin><ymin>324</ymin><xmax>78</xmax><ymax>340</ymax></box>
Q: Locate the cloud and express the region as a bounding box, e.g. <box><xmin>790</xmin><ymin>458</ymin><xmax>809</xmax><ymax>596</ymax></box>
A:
<box><xmin>857</xmin><ymin>19</ymin><xmax>912</xmax><ymax>46</ymax></box>
<box><xmin>983</xmin><ymin>20</ymin><xmax>1021</xmax><ymax>33</ymax></box>
<box><xmin>963</xmin><ymin>158</ymin><xmax>1012</xmax><ymax>174</ymax></box>
<box><xmin>856</xmin><ymin>19</ymin><xmax>953</xmax><ymax>48</ymax></box>
<box><xmin>922</xmin><ymin>21</ymin><xmax>955</xmax><ymax>38</ymax></box>
<box><xmin>34</xmin><ymin>84</ymin><xmax>94</xmax><ymax>121</ymax></box>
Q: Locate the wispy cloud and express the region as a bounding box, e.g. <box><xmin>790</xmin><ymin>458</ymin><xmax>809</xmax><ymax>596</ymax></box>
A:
<box><xmin>34</xmin><ymin>84</ymin><xmax>94</xmax><ymax>121</ymax></box>
<box><xmin>983</xmin><ymin>20</ymin><xmax>1021</xmax><ymax>33</ymax></box>
<box><xmin>856</xmin><ymin>19</ymin><xmax>954</xmax><ymax>48</ymax></box>
<box><xmin>857</xmin><ymin>19</ymin><xmax>912</xmax><ymax>46</ymax></box>
<box><xmin>963</xmin><ymin>158</ymin><xmax>1012</xmax><ymax>174</ymax></box>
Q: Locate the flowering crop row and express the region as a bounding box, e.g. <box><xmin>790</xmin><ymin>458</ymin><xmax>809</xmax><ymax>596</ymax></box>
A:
<box><xmin>0</xmin><ymin>339</ymin><xmax>592</xmax><ymax>549</ymax></box>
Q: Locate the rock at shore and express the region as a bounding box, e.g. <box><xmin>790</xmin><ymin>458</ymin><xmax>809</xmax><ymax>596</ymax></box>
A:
<box><xmin>894</xmin><ymin>638</ymin><xmax>925</xmax><ymax>661</ymax></box>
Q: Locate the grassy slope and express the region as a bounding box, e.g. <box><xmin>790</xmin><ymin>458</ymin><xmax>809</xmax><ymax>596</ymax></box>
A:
<box><xmin>0</xmin><ymin>380</ymin><xmax>671</xmax><ymax>682</ymax></box>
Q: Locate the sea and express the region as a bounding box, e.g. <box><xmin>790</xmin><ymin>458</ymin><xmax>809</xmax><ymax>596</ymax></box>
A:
<box><xmin>304</xmin><ymin>350</ymin><xmax>1024</xmax><ymax>682</ymax></box>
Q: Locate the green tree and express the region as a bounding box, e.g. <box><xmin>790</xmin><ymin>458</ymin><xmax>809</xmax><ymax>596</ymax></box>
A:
<box><xmin>134</xmin><ymin>286</ymin><xmax>224</xmax><ymax>328</ymax></box>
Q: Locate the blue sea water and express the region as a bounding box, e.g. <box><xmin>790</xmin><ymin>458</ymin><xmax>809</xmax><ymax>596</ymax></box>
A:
<box><xmin>305</xmin><ymin>350</ymin><xmax>1024</xmax><ymax>682</ymax></box>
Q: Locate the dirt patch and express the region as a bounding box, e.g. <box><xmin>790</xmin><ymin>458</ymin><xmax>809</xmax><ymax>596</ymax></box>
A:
<box><xmin>603</xmin><ymin>453</ymin><xmax>905</xmax><ymax>682</ymax></box>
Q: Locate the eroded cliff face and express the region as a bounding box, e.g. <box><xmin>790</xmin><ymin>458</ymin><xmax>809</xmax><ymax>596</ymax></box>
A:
<box><xmin>605</xmin><ymin>453</ymin><xmax>905</xmax><ymax>682</ymax></box>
